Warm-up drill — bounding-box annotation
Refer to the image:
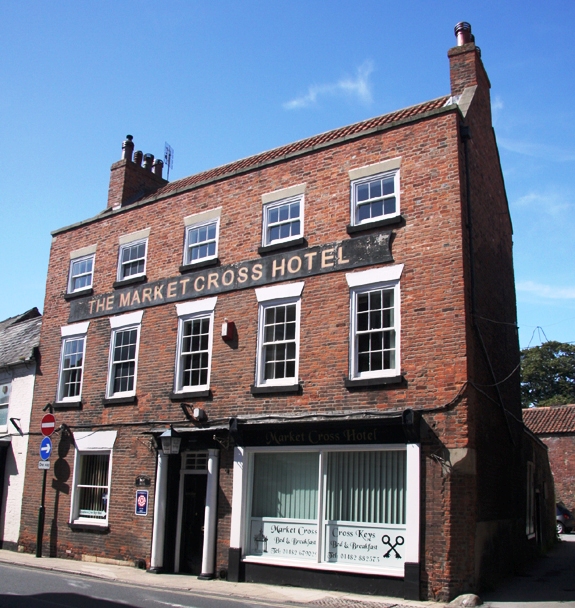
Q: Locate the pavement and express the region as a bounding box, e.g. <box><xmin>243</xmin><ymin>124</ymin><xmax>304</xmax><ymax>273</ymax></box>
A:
<box><xmin>0</xmin><ymin>536</ymin><xmax>574</xmax><ymax>608</ymax></box>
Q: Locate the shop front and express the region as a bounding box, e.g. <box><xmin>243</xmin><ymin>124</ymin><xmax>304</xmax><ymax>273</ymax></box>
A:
<box><xmin>227</xmin><ymin>412</ymin><xmax>421</xmax><ymax>597</ymax></box>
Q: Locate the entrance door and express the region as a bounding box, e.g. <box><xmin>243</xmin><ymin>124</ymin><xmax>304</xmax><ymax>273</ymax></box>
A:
<box><xmin>176</xmin><ymin>450</ymin><xmax>210</xmax><ymax>575</ymax></box>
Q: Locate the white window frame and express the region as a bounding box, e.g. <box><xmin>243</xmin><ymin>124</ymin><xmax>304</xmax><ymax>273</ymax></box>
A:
<box><xmin>183</xmin><ymin>208</ymin><xmax>222</xmax><ymax>266</ymax></box>
<box><xmin>117</xmin><ymin>239</ymin><xmax>148</xmax><ymax>281</ymax></box>
<box><xmin>174</xmin><ymin>297</ymin><xmax>217</xmax><ymax>393</ymax></box>
<box><xmin>347</xmin><ymin>265</ymin><xmax>403</xmax><ymax>380</ymax></box>
<box><xmin>106</xmin><ymin>311</ymin><xmax>143</xmax><ymax>399</ymax></box>
<box><xmin>234</xmin><ymin>443</ymin><xmax>420</xmax><ymax>578</ymax></box>
<box><xmin>349</xmin><ymin>158</ymin><xmax>401</xmax><ymax>227</ymax></box>
<box><xmin>68</xmin><ymin>254</ymin><xmax>95</xmax><ymax>293</ymax></box>
<box><xmin>254</xmin><ymin>283</ymin><xmax>304</xmax><ymax>387</ymax></box>
<box><xmin>261</xmin><ymin>184</ymin><xmax>305</xmax><ymax>247</ymax></box>
<box><xmin>57</xmin><ymin>322</ymin><xmax>90</xmax><ymax>402</ymax></box>
<box><xmin>0</xmin><ymin>380</ymin><xmax>11</xmax><ymax>434</ymax></box>
<box><xmin>70</xmin><ymin>431</ymin><xmax>117</xmax><ymax>527</ymax></box>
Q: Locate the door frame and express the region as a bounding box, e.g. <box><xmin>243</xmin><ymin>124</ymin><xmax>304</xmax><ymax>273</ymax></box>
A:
<box><xmin>174</xmin><ymin>450</ymin><xmax>209</xmax><ymax>573</ymax></box>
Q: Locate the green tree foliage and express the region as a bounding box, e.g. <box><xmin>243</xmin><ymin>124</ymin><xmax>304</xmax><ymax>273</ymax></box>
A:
<box><xmin>521</xmin><ymin>341</ymin><xmax>575</xmax><ymax>407</ymax></box>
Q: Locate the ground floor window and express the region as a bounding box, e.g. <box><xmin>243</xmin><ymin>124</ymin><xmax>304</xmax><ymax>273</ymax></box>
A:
<box><xmin>70</xmin><ymin>431</ymin><xmax>116</xmax><ymax>526</ymax></box>
<box><xmin>74</xmin><ymin>453</ymin><xmax>111</xmax><ymax>521</ymax></box>
<box><xmin>246</xmin><ymin>447</ymin><xmax>408</xmax><ymax>574</ymax></box>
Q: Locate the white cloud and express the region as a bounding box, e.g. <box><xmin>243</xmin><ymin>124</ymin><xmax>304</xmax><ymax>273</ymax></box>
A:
<box><xmin>283</xmin><ymin>61</ymin><xmax>374</xmax><ymax>110</ymax></box>
<box><xmin>516</xmin><ymin>281</ymin><xmax>575</xmax><ymax>300</ymax></box>
<box><xmin>512</xmin><ymin>190</ymin><xmax>572</xmax><ymax>216</ymax></box>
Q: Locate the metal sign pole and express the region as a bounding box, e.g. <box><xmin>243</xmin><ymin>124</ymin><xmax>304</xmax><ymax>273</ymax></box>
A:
<box><xmin>36</xmin><ymin>468</ymin><xmax>47</xmax><ymax>558</ymax></box>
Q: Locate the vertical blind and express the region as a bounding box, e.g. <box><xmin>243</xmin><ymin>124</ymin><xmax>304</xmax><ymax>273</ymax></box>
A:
<box><xmin>325</xmin><ymin>451</ymin><xmax>406</xmax><ymax>525</ymax></box>
<box><xmin>77</xmin><ymin>454</ymin><xmax>110</xmax><ymax>519</ymax></box>
<box><xmin>252</xmin><ymin>452</ymin><xmax>319</xmax><ymax>519</ymax></box>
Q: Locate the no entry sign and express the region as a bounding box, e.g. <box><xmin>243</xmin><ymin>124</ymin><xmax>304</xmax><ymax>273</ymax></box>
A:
<box><xmin>41</xmin><ymin>413</ymin><xmax>55</xmax><ymax>436</ymax></box>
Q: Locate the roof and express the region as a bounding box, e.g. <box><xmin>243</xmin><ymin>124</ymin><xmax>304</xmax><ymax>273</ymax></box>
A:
<box><xmin>0</xmin><ymin>308</ymin><xmax>42</xmax><ymax>368</ymax></box>
<box><xmin>152</xmin><ymin>96</ymin><xmax>451</xmax><ymax>200</ymax></box>
<box><xmin>52</xmin><ymin>94</ymin><xmax>453</xmax><ymax>236</ymax></box>
<box><xmin>523</xmin><ymin>404</ymin><xmax>575</xmax><ymax>435</ymax></box>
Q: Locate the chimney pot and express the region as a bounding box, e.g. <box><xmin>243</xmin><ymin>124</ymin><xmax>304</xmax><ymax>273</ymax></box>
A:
<box><xmin>122</xmin><ymin>135</ymin><xmax>135</xmax><ymax>162</ymax></box>
<box><xmin>152</xmin><ymin>159</ymin><xmax>164</xmax><ymax>178</ymax></box>
<box><xmin>454</xmin><ymin>22</ymin><xmax>473</xmax><ymax>46</ymax></box>
<box><xmin>143</xmin><ymin>153</ymin><xmax>154</xmax><ymax>171</ymax></box>
<box><xmin>134</xmin><ymin>150</ymin><xmax>143</xmax><ymax>166</ymax></box>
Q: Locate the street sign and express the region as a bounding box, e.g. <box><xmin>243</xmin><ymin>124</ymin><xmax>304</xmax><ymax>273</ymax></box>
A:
<box><xmin>40</xmin><ymin>436</ymin><xmax>52</xmax><ymax>460</ymax></box>
<box><xmin>41</xmin><ymin>413</ymin><xmax>56</xmax><ymax>436</ymax></box>
<box><xmin>38</xmin><ymin>460</ymin><xmax>50</xmax><ymax>470</ymax></box>
<box><xmin>135</xmin><ymin>490</ymin><xmax>148</xmax><ymax>516</ymax></box>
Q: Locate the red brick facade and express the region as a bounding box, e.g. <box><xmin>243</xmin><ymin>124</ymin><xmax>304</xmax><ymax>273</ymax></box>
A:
<box><xmin>19</xmin><ymin>25</ymin><xmax>554</xmax><ymax>602</ymax></box>
<box><xmin>523</xmin><ymin>405</ymin><xmax>575</xmax><ymax>510</ymax></box>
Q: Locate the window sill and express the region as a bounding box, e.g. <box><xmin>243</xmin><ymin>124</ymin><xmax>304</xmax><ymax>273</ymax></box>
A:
<box><xmin>53</xmin><ymin>400</ymin><xmax>82</xmax><ymax>410</ymax></box>
<box><xmin>179</xmin><ymin>258</ymin><xmax>220</xmax><ymax>274</ymax></box>
<box><xmin>113</xmin><ymin>275</ymin><xmax>147</xmax><ymax>289</ymax></box>
<box><xmin>68</xmin><ymin>522</ymin><xmax>110</xmax><ymax>533</ymax></box>
<box><xmin>258</xmin><ymin>237</ymin><xmax>307</xmax><ymax>255</ymax></box>
<box><xmin>250</xmin><ymin>383</ymin><xmax>302</xmax><ymax>395</ymax></box>
<box><xmin>346</xmin><ymin>215</ymin><xmax>404</xmax><ymax>234</ymax></box>
<box><xmin>64</xmin><ymin>288</ymin><xmax>93</xmax><ymax>301</ymax></box>
<box><xmin>103</xmin><ymin>395</ymin><xmax>138</xmax><ymax>406</ymax></box>
<box><xmin>344</xmin><ymin>375</ymin><xmax>404</xmax><ymax>388</ymax></box>
<box><xmin>170</xmin><ymin>390</ymin><xmax>212</xmax><ymax>401</ymax></box>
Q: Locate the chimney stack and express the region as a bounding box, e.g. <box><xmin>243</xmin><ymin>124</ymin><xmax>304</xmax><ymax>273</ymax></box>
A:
<box><xmin>107</xmin><ymin>136</ymin><xmax>168</xmax><ymax>209</ymax></box>
<box><xmin>448</xmin><ymin>22</ymin><xmax>490</xmax><ymax>97</ymax></box>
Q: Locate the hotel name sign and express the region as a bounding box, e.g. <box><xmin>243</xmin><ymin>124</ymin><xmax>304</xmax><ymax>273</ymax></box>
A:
<box><xmin>69</xmin><ymin>233</ymin><xmax>392</xmax><ymax>323</ymax></box>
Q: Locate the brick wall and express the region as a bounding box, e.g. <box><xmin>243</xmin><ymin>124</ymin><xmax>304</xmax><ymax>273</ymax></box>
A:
<box><xmin>18</xmin><ymin>37</ymin><xmax>534</xmax><ymax>603</ymax></box>
<box><xmin>543</xmin><ymin>435</ymin><xmax>575</xmax><ymax>510</ymax></box>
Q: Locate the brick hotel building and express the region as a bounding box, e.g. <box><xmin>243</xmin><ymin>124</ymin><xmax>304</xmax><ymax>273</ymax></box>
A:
<box><xmin>19</xmin><ymin>24</ymin><xmax>554</xmax><ymax>602</ymax></box>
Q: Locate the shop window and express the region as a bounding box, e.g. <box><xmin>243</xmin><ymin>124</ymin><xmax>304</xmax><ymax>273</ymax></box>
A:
<box><xmin>247</xmin><ymin>447</ymin><xmax>407</xmax><ymax>572</ymax></box>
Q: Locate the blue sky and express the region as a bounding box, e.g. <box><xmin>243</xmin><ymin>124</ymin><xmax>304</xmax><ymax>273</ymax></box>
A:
<box><xmin>1</xmin><ymin>1</ymin><xmax>573</xmax><ymax>349</ymax></box>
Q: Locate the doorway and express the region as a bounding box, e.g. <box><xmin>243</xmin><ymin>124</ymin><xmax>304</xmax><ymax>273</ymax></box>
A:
<box><xmin>175</xmin><ymin>451</ymin><xmax>208</xmax><ymax>574</ymax></box>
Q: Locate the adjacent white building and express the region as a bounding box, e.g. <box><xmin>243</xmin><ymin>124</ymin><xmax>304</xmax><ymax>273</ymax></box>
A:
<box><xmin>0</xmin><ymin>308</ymin><xmax>41</xmax><ymax>550</ymax></box>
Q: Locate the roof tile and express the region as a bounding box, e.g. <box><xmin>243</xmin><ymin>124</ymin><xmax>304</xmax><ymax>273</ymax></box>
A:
<box><xmin>523</xmin><ymin>404</ymin><xmax>575</xmax><ymax>434</ymax></box>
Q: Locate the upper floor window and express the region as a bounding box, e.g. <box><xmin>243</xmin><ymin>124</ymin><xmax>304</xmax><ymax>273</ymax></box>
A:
<box><xmin>261</xmin><ymin>184</ymin><xmax>305</xmax><ymax>249</ymax></box>
<box><xmin>116</xmin><ymin>229</ymin><xmax>150</xmax><ymax>283</ymax></box>
<box><xmin>263</xmin><ymin>197</ymin><xmax>302</xmax><ymax>246</ymax></box>
<box><xmin>0</xmin><ymin>381</ymin><xmax>11</xmax><ymax>430</ymax></box>
<box><xmin>349</xmin><ymin>159</ymin><xmax>401</xmax><ymax>227</ymax></box>
<box><xmin>254</xmin><ymin>282</ymin><xmax>304</xmax><ymax>387</ymax></box>
<box><xmin>183</xmin><ymin>208</ymin><xmax>221</xmax><ymax>268</ymax></box>
<box><xmin>106</xmin><ymin>311</ymin><xmax>143</xmax><ymax>399</ymax></box>
<box><xmin>68</xmin><ymin>245</ymin><xmax>97</xmax><ymax>294</ymax></box>
<box><xmin>118</xmin><ymin>240</ymin><xmax>147</xmax><ymax>280</ymax></box>
<box><xmin>346</xmin><ymin>265</ymin><xmax>404</xmax><ymax>381</ymax></box>
<box><xmin>68</xmin><ymin>255</ymin><xmax>94</xmax><ymax>293</ymax></box>
<box><xmin>58</xmin><ymin>322</ymin><xmax>89</xmax><ymax>403</ymax></box>
<box><xmin>174</xmin><ymin>297</ymin><xmax>217</xmax><ymax>393</ymax></box>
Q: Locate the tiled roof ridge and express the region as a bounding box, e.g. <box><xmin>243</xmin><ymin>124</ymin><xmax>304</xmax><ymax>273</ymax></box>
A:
<box><xmin>150</xmin><ymin>95</ymin><xmax>451</xmax><ymax>200</ymax></box>
<box><xmin>523</xmin><ymin>404</ymin><xmax>575</xmax><ymax>434</ymax></box>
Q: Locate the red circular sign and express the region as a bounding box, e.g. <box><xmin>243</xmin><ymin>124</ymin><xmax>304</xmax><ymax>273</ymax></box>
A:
<box><xmin>41</xmin><ymin>413</ymin><xmax>56</xmax><ymax>436</ymax></box>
